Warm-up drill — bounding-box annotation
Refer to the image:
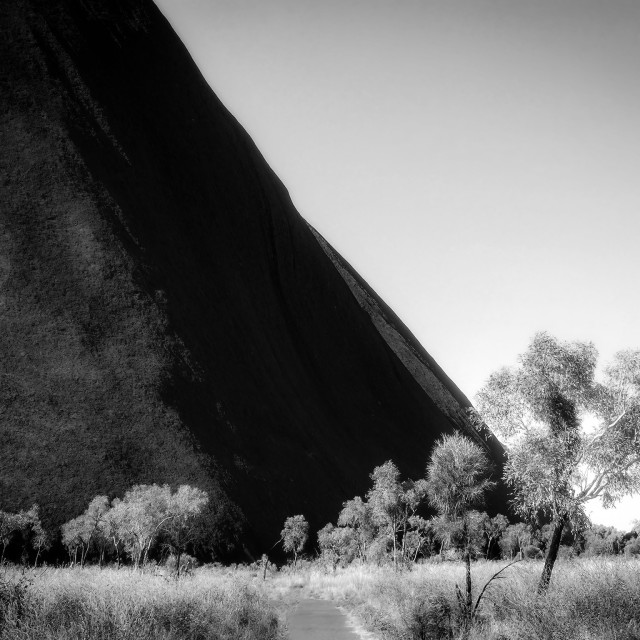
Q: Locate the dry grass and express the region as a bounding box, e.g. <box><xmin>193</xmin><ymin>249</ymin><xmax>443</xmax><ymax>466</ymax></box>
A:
<box><xmin>2</xmin><ymin>558</ymin><xmax>639</xmax><ymax>639</ymax></box>
<box><xmin>0</xmin><ymin>565</ymin><xmax>283</xmax><ymax>640</ymax></box>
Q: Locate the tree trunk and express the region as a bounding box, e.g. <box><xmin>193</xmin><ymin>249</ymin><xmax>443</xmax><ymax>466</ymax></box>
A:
<box><xmin>464</xmin><ymin>549</ymin><xmax>472</xmax><ymax>613</ymax></box>
<box><xmin>392</xmin><ymin>527</ymin><xmax>398</xmax><ymax>572</ymax></box>
<box><xmin>537</xmin><ymin>514</ymin><xmax>567</xmax><ymax>593</ymax></box>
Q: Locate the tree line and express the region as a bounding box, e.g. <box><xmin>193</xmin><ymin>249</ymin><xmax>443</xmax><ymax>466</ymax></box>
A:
<box><xmin>0</xmin><ymin>485</ymin><xmax>212</xmax><ymax>574</ymax></box>
<box><xmin>282</xmin><ymin>454</ymin><xmax>640</xmax><ymax>571</ymax></box>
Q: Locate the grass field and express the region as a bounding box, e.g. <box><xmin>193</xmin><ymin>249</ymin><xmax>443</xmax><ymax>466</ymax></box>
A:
<box><xmin>265</xmin><ymin>557</ymin><xmax>640</xmax><ymax>640</ymax></box>
<box><xmin>0</xmin><ymin>565</ymin><xmax>283</xmax><ymax>640</ymax></box>
<box><xmin>1</xmin><ymin>558</ymin><xmax>639</xmax><ymax>639</ymax></box>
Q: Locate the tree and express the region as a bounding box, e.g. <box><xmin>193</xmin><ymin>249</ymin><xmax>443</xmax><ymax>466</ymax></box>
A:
<box><xmin>499</xmin><ymin>523</ymin><xmax>532</xmax><ymax>559</ymax></box>
<box><xmin>481</xmin><ymin>513</ymin><xmax>509</xmax><ymax>559</ymax></box>
<box><xmin>61</xmin><ymin>496</ymin><xmax>111</xmax><ymax>567</ymax></box>
<box><xmin>161</xmin><ymin>485</ymin><xmax>209</xmax><ymax>576</ymax></box>
<box><xmin>475</xmin><ymin>333</ymin><xmax>640</xmax><ymax>591</ymax></box>
<box><xmin>31</xmin><ymin>519</ymin><xmax>51</xmax><ymax>567</ymax></box>
<box><xmin>366</xmin><ymin>461</ymin><xmax>428</xmax><ymax>569</ymax></box>
<box><xmin>0</xmin><ymin>506</ymin><xmax>47</xmax><ymax>565</ymax></box>
<box><xmin>405</xmin><ymin>515</ymin><xmax>436</xmax><ymax>561</ymax></box>
<box><xmin>317</xmin><ymin>523</ymin><xmax>356</xmax><ymax>570</ymax></box>
<box><xmin>101</xmin><ymin>503</ymin><xmax>125</xmax><ymax>566</ymax></box>
<box><xmin>583</xmin><ymin>525</ymin><xmax>625</xmax><ymax>556</ymax></box>
<box><xmin>399</xmin><ymin>478</ymin><xmax>430</xmax><ymax>563</ymax></box>
<box><xmin>281</xmin><ymin>515</ymin><xmax>308</xmax><ymax>568</ymax></box>
<box><xmin>0</xmin><ymin>511</ymin><xmax>22</xmax><ymax>563</ymax></box>
<box><xmin>337</xmin><ymin>497</ymin><xmax>374</xmax><ymax>562</ymax></box>
<box><xmin>427</xmin><ymin>433</ymin><xmax>495</xmax><ymax>621</ymax></box>
<box><xmin>108</xmin><ymin>485</ymin><xmax>173</xmax><ymax>569</ymax></box>
<box><xmin>61</xmin><ymin>515</ymin><xmax>87</xmax><ymax>565</ymax></box>
<box><xmin>366</xmin><ymin>461</ymin><xmax>404</xmax><ymax>570</ymax></box>
<box><xmin>22</xmin><ymin>505</ymin><xmax>50</xmax><ymax>566</ymax></box>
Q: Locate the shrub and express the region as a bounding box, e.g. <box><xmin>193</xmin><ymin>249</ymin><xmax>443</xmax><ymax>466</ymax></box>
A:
<box><xmin>522</xmin><ymin>545</ymin><xmax>543</xmax><ymax>560</ymax></box>
<box><xmin>624</xmin><ymin>538</ymin><xmax>640</xmax><ymax>557</ymax></box>
<box><xmin>404</xmin><ymin>594</ymin><xmax>453</xmax><ymax>640</ymax></box>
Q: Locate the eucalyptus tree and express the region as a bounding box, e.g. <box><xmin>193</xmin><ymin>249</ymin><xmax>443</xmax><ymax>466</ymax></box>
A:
<box><xmin>337</xmin><ymin>496</ymin><xmax>374</xmax><ymax>562</ymax></box>
<box><xmin>475</xmin><ymin>333</ymin><xmax>640</xmax><ymax>591</ymax></box>
<box><xmin>281</xmin><ymin>515</ymin><xmax>308</xmax><ymax>568</ymax></box>
<box><xmin>366</xmin><ymin>461</ymin><xmax>404</xmax><ymax>570</ymax></box>
<box><xmin>162</xmin><ymin>485</ymin><xmax>209</xmax><ymax>575</ymax></box>
<box><xmin>366</xmin><ymin>461</ymin><xmax>429</xmax><ymax>569</ymax></box>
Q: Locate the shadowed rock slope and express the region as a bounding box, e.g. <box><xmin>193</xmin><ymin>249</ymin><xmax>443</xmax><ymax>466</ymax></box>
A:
<box><xmin>0</xmin><ymin>0</ymin><xmax>507</xmax><ymax>552</ymax></box>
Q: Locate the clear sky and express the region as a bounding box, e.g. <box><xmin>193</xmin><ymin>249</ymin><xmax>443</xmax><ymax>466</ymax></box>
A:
<box><xmin>155</xmin><ymin>0</ymin><xmax>640</xmax><ymax>530</ymax></box>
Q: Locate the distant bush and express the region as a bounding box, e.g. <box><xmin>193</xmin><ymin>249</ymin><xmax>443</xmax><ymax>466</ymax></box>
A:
<box><xmin>556</xmin><ymin>544</ymin><xmax>575</xmax><ymax>560</ymax></box>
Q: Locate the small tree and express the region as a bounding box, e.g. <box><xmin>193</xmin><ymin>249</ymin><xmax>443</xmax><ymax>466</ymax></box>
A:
<box><xmin>108</xmin><ymin>485</ymin><xmax>173</xmax><ymax>568</ymax></box>
<box><xmin>583</xmin><ymin>525</ymin><xmax>625</xmax><ymax>556</ymax></box>
<box><xmin>101</xmin><ymin>503</ymin><xmax>125</xmax><ymax>566</ymax></box>
<box><xmin>399</xmin><ymin>478</ymin><xmax>430</xmax><ymax>563</ymax></box>
<box><xmin>499</xmin><ymin>523</ymin><xmax>532</xmax><ymax>559</ymax></box>
<box><xmin>281</xmin><ymin>515</ymin><xmax>308</xmax><ymax>568</ymax></box>
<box><xmin>26</xmin><ymin>506</ymin><xmax>51</xmax><ymax>567</ymax></box>
<box><xmin>317</xmin><ymin>523</ymin><xmax>356</xmax><ymax>571</ymax></box>
<box><xmin>427</xmin><ymin>433</ymin><xmax>495</xmax><ymax>626</ymax></box>
<box><xmin>61</xmin><ymin>497</ymin><xmax>110</xmax><ymax>567</ymax></box>
<box><xmin>475</xmin><ymin>333</ymin><xmax>640</xmax><ymax>591</ymax></box>
<box><xmin>0</xmin><ymin>511</ymin><xmax>22</xmax><ymax>563</ymax></box>
<box><xmin>481</xmin><ymin>513</ymin><xmax>509</xmax><ymax>559</ymax></box>
<box><xmin>337</xmin><ymin>497</ymin><xmax>374</xmax><ymax>562</ymax></box>
<box><xmin>61</xmin><ymin>516</ymin><xmax>87</xmax><ymax>565</ymax></box>
<box><xmin>367</xmin><ymin>461</ymin><xmax>404</xmax><ymax>570</ymax></box>
<box><xmin>161</xmin><ymin>485</ymin><xmax>209</xmax><ymax>576</ymax></box>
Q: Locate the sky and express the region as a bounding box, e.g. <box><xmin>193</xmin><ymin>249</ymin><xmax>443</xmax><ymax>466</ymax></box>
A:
<box><xmin>155</xmin><ymin>0</ymin><xmax>640</xmax><ymax>530</ymax></box>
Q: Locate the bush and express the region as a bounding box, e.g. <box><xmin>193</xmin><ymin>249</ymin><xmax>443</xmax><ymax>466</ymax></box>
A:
<box><xmin>522</xmin><ymin>545</ymin><xmax>543</xmax><ymax>560</ymax></box>
<box><xmin>624</xmin><ymin>538</ymin><xmax>640</xmax><ymax>557</ymax></box>
<box><xmin>164</xmin><ymin>553</ymin><xmax>200</xmax><ymax>574</ymax></box>
<box><xmin>405</xmin><ymin>594</ymin><xmax>453</xmax><ymax>640</ymax></box>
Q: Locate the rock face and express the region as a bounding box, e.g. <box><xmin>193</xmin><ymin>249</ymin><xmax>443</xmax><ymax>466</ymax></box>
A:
<box><xmin>0</xmin><ymin>0</ymin><xmax>507</xmax><ymax>552</ymax></box>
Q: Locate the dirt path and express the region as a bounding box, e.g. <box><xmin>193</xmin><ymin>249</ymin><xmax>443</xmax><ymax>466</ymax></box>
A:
<box><xmin>287</xmin><ymin>598</ymin><xmax>365</xmax><ymax>640</ymax></box>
